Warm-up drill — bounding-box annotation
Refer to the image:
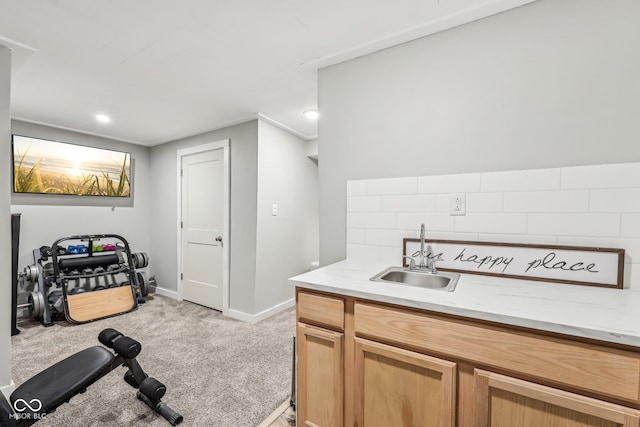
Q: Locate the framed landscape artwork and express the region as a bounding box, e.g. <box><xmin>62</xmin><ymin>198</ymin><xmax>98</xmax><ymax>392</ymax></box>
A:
<box><xmin>12</xmin><ymin>135</ymin><xmax>131</xmax><ymax>197</ymax></box>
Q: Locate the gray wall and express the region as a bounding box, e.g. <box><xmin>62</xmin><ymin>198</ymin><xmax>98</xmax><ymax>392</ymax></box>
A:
<box><xmin>255</xmin><ymin>120</ymin><xmax>318</xmax><ymax>313</ymax></box>
<box><xmin>10</xmin><ymin>120</ymin><xmax>152</xmax><ymax>308</ymax></box>
<box><xmin>0</xmin><ymin>46</ymin><xmax>12</xmax><ymax>392</ymax></box>
<box><xmin>318</xmin><ymin>0</ymin><xmax>640</xmax><ymax>265</ymax></box>
<box><xmin>149</xmin><ymin>120</ymin><xmax>259</xmax><ymax>314</ymax></box>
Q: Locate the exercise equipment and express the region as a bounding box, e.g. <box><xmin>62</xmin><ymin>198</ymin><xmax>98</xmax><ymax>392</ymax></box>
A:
<box><xmin>17</xmin><ymin>234</ymin><xmax>152</xmax><ymax>326</ymax></box>
<box><xmin>0</xmin><ymin>328</ymin><xmax>183</xmax><ymax>427</ymax></box>
<box><xmin>131</xmin><ymin>252</ymin><xmax>149</xmax><ymax>269</ymax></box>
<box><xmin>11</xmin><ymin>214</ymin><xmax>21</xmax><ymax>336</ymax></box>
<box><xmin>136</xmin><ymin>272</ymin><xmax>150</xmax><ymax>297</ymax></box>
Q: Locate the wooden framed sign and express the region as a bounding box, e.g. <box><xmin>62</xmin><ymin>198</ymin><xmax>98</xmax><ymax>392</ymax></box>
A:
<box><xmin>403</xmin><ymin>239</ymin><xmax>625</xmax><ymax>289</ymax></box>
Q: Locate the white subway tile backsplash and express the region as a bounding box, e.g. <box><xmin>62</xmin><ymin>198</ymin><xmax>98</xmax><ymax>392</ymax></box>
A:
<box><xmin>528</xmin><ymin>213</ymin><xmax>620</xmax><ymax>237</ymax></box>
<box><xmin>347</xmin><ymin>228</ymin><xmax>365</xmax><ymax>244</ymax></box>
<box><xmin>467</xmin><ymin>193</ymin><xmax>503</xmax><ymax>213</ymax></box>
<box><xmin>562</xmin><ymin>163</ymin><xmax>640</xmax><ymax>189</ymax></box>
<box><xmin>397</xmin><ymin>213</ymin><xmax>455</xmax><ymax>231</ymax></box>
<box><xmin>381</xmin><ymin>194</ymin><xmax>436</xmax><ymax>212</ymax></box>
<box><xmin>365</xmin><ymin>229</ymin><xmax>406</xmax><ymax>247</ymax></box>
<box><xmin>347</xmin><ymin>196</ymin><xmax>381</xmax><ymax>212</ymax></box>
<box><xmin>347</xmin><ymin>180</ymin><xmax>367</xmax><ymax>196</ymax></box>
<box><xmin>478</xmin><ymin>234</ymin><xmax>558</xmax><ymax>245</ymax></box>
<box><xmin>435</xmin><ymin>194</ymin><xmax>450</xmax><ymax>212</ymax></box>
<box><xmin>347</xmin><ymin>244</ymin><xmax>380</xmax><ymax>261</ymax></box>
<box><xmin>418</xmin><ymin>173</ymin><xmax>481</xmax><ymax>194</ymax></box>
<box><xmin>627</xmin><ymin>264</ymin><xmax>639</xmax><ymax>289</ymax></box>
<box><xmin>380</xmin><ymin>246</ymin><xmax>403</xmax><ymax>265</ymax></box>
<box><xmin>345</xmin><ymin>163</ymin><xmax>640</xmax><ymax>289</ymax></box>
<box><xmin>397</xmin><ymin>228</ymin><xmax>421</xmax><ymax>239</ymax></box>
<box><xmin>481</xmin><ymin>168</ymin><xmax>561</xmax><ymax>192</ymax></box>
<box><xmin>366</xmin><ymin>177</ymin><xmax>417</xmax><ymax>195</ymax></box>
<box><xmin>427</xmin><ymin>231</ymin><xmax>479</xmax><ymax>241</ymax></box>
<box><xmin>455</xmin><ymin>214</ymin><xmax>527</xmax><ymax>234</ymax></box>
<box><xmin>395</xmin><ymin>213</ymin><xmax>428</xmax><ymax>229</ymax></box>
<box><xmin>590</xmin><ymin>189</ymin><xmax>640</xmax><ymax>213</ymax></box>
<box><xmin>557</xmin><ymin>236</ymin><xmax>640</xmax><ymax>263</ymax></box>
<box><xmin>504</xmin><ymin>190</ymin><xmax>589</xmax><ymax>213</ymax></box>
<box><xmin>621</xmin><ymin>214</ymin><xmax>640</xmax><ymax>238</ymax></box>
<box><xmin>349</xmin><ymin>212</ymin><xmax>396</xmax><ymax>229</ymax></box>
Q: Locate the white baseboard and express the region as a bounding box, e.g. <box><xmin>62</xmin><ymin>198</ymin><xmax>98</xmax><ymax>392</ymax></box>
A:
<box><xmin>257</xmin><ymin>399</ymin><xmax>291</xmax><ymax>427</ymax></box>
<box><xmin>227</xmin><ymin>298</ymin><xmax>295</xmax><ymax>324</ymax></box>
<box><xmin>153</xmin><ymin>287</ymin><xmax>179</xmax><ymax>300</ymax></box>
<box><xmin>1</xmin><ymin>380</ymin><xmax>16</xmax><ymax>398</ymax></box>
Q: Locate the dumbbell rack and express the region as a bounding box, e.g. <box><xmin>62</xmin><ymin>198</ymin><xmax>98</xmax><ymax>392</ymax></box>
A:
<box><xmin>29</xmin><ymin>234</ymin><xmax>145</xmax><ymax>326</ymax></box>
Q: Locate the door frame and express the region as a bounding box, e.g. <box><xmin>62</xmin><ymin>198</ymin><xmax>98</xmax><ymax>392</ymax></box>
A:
<box><xmin>176</xmin><ymin>139</ymin><xmax>230</xmax><ymax>314</ymax></box>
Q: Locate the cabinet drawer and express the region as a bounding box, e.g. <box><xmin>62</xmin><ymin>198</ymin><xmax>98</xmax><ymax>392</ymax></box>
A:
<box><xmin>355</xmin><ymin>302</ymin><xmax>640</xmax><ymax>403</ymax></box>
<box><xmin>297</xmin><ymin>291</ymin><xmax>344</xmax><ymax>331</ymax></box>
<box><xmin>474</xmin><ymin>369</ymin><xmax>640</xmax><ymax>426</ymax></box>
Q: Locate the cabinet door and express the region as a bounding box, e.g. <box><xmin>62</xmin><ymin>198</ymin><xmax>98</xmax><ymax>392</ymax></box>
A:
<box><xmin>474</xmin><ymin>369</ymin><xmax>640</xmax><ymax>427</ymax></box>
<box><xmin>353</xmin><ymin>338</ymin><xmax>456</xmax><ymax>427</ymax></box>
<box><xmin>297</xmin><ymin>322</ymin><xmax>344</xmax><ymax>427</ymax></box>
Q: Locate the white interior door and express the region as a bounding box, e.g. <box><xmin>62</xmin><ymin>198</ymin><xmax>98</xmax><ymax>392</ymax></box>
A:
<box><xmin>181</xmin><ymin>148</ymin><xmax>224</xmax><ymax>311</ymax></box>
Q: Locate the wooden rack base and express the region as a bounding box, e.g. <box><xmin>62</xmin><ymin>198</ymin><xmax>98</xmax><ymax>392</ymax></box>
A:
<box><xmin>66</xmin><ymin>286</ymin><xmax>136</xmax><ymax>323</ymax></box>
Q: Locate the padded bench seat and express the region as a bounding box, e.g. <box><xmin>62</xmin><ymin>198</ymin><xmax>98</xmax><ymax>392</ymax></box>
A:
<box><xmin>11</xmin><ymin>346</ymin><xmax>114</xmax><ymax>416</ymax></box>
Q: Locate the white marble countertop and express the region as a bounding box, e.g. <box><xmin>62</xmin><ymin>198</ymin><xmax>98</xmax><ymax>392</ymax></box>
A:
<box><xmin>289</xmin><ymin>259</ymin><xmax>640</xmax><ymax>348</ymax></box>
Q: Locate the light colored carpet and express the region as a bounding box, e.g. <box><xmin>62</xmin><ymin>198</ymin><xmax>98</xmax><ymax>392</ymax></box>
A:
<box><xmin>11</xmin><ymin>294</ymin><xmax>295</xmax><ymax>427</ymax></box>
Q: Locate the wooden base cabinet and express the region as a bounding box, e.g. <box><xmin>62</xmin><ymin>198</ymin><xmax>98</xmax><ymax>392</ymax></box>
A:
<box><xmin>296</xmin><ymin>322</ymin><xmax>344</xmax><ymax>427</ymax></box>
<box><xmin>354</xmin><ymin>338</ymin><xmax>456</xmax><ymax>427</ymax></box>
<box><xmin>296</xmin><ymin>289</ymin><xmax>640</xmax><ymax>427</ymax></box>
<box><xmin>474</xmin><ymin>370</ymin><xmax>640</xmax><ymax>427</ymax></box>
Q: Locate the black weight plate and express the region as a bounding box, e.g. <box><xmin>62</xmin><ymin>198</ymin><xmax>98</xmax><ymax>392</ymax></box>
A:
<box><xmin>136</xmin><ymin>272</ymin><xmax>148</xmax><ymax>297</ymax></box>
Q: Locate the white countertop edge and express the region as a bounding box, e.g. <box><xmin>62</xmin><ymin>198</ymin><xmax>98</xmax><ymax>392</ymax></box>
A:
<box><xmin>290</xmin><ymin>260</ymin><xmax>640</xmax><ymax>348</ymax></box>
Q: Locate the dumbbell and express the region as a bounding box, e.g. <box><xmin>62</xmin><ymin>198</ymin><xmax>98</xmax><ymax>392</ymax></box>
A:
<box><xmin>106</xmin><ymin>265</ymin><xmax>120</xmax><ymax>287</ymax></box>
<box><xmin>93</xmin><ymin>267</ymin><xmax>107</xmax><ymax>290</ymax></box>
<box><xmin>39</xmin><ymin>246</ymin><xmax>53</xmax><ymax>258</ymax></box>
<box><xmin>54</xmin><ymin>245</ymin><xmax>68</xmax><ymax>255</ymax></box>
<box><xmin>82</xmin><ymin>268</ymin><xmax>93</xmax><ymax>289</ymax></box>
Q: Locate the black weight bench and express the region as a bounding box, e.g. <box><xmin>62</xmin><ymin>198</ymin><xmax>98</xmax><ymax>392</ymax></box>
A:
<box><xmin>1</xmin><ymin>329</ymin><xmax>182</xmax><ymax>427</ymax></box>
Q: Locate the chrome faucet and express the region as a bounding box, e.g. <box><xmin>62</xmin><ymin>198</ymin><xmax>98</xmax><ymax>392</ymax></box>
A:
<box><xmin>419</xmin><ymin>223</ymin><xmax>438</xmax><ymax>274</ymax></box>
<box><xmin>419</xmin><ymin>223</ymin><xmax>427</xmax><ymax>269</ymax></box>
<box><xmin>427</xmin><ymin>256</ymin><xmax>438</xmax><ymax>274</ymax></box>
<box><xmin>404</xmin><ymin>223</ymin><xmax>438</xmax><ymax>273</ymax></box>
<box><xmin>403</xmin><ymin>255</ymin><xmax>416</xmax><ymax>271</ymax></box>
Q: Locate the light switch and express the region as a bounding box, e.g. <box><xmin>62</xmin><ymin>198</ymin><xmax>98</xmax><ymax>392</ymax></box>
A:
<box><xmin>272</xmin><ymin>204</ymin><xmax>278</xmax><ymax>216</ymax></box>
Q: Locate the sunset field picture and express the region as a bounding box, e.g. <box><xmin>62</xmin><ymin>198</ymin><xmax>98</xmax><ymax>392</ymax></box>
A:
<box><xmin>12</xmin><ymin>135</ymin><xmax>131</xmax><ymax>197</ymax></box>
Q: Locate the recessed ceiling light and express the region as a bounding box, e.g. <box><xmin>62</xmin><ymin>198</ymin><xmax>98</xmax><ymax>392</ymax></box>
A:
<box><xmin>95</xmin><ymin>114</ymin><xmax>111</xmax><ymax>123</ymax></box>
<box><xmin>303</xmin><ymin>110</ymin><xmax>319</xmax><ymax>120</ymax></box>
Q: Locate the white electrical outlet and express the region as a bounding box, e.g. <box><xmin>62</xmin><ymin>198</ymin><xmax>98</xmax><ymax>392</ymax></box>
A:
<box><xmin>449</xmin><ymin>193</ymin><xmax>466</xmax><ymax>216</ymax></box>
<box><xmin>272</xmin><ymin>204</ymin><xmax>278</xmax><ymax>216</ymax></box>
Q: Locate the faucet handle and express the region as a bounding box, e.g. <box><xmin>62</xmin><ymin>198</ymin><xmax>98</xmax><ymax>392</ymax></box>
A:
<box><xmin>427</xmin><ymin>257</ymin><xmax>438</xmax><ymax>274</ymax></box>
<box><xmin>403</xmin><ymin>255</ymin><xmax>416</xmax><ymax>271</ymax></box>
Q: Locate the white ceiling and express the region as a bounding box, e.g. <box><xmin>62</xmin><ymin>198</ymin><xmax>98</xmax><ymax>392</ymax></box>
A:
<box><xmin>0</xmin><ymin>0</ymin><xmax>536</xmax><ymax>146</ymax></box>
